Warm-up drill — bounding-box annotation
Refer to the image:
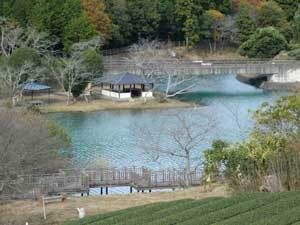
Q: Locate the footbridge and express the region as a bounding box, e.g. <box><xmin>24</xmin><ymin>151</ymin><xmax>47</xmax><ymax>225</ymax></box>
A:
<box><xmin>104</xmin><ymin>59</ymin><xmax>300</xmax><ymax>80</ymax></box>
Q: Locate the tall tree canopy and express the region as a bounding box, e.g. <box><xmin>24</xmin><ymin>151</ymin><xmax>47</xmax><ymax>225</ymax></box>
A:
<box><xmin>2</xmin><ymin>0</ymin><xmax>300</xmax><ymax>57</ymax></box>
<box><xmin>127</xmin><ymin>0</ymin><xmax>161</xmax><ymax>41</ymax></box>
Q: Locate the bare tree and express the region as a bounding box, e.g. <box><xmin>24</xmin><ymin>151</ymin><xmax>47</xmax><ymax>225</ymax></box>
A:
<box><xmin>126</xmin><ymin>39</ymin><xmax>197</xmax><ymax>99</ymax></box>
<box><xmin>0</xmin><ymin>18</ymin><xmax>54</xmax><ymax>58</ymax></box>
<box><xmin>136</xmin><ymin>110</ymin><xmax>216</xmax><ymax>187</ymax></box>
<box><xmin>0</xmin><ymin>62</ymin><xmax>34</xmax><ymax>105</ymax></box>
<box><xmin>48</xmin><ymin>37</ymin><xmax>101</xmax><ymax>104</ymax></box>
<box><xmin>0</xmin><ymin>109</ymin><xmax>70</xmax><ymax>193</ymax></box>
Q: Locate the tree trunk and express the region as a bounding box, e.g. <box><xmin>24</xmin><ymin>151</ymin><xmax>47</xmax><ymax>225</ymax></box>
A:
<box><xmin>214</xmin><ymin>38</ymin><xmax>217</xmax><ymax>52</ymax></box>
<box><xmin>67</xmin><ymin>90</ymin><xmax>71</xmax><ymax>105</ymax></box>
<box><xmin>208</xmin><ymin>40</ymin><xmax>213</xmax><ymax>54</ymax></box>
<box><xmin>185</xmin><ymin>150</ymin><xmax>191</xmax><ymax>187</ymax></box>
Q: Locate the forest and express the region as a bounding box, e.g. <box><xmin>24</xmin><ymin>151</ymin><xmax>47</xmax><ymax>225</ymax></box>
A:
<box><xmin>2</xmin><ymin>0</ymin><xmax>300</xmax><ymax>58</ymax></box>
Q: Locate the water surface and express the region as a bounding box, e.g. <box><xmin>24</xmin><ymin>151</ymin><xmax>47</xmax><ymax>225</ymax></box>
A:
<box><xmin>50</xmin><ymin>75</ymin><xmax>285</xmax><ymax>168</ymax></box>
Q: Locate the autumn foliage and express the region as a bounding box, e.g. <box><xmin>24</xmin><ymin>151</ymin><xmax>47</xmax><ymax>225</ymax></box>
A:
<box><xmin>81</xmin><ymin>0</ymin><xmax>110</xmax><ymax>39</ymax></box>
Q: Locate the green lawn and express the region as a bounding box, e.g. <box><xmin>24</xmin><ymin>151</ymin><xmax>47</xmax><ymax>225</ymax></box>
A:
<box><xmin>63</xmin><ymin>192</ymin><xmax>300</xmax><ymax>225</ymax></box>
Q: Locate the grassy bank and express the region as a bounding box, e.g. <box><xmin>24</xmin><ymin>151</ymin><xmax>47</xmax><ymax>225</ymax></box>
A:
<box><xmin>64</xmin><ymin>191</ymin><xmax>300</xmax><ymax>225</ymax></box>
<box><xmin>43</xmin><ymin>97</ymin><xmax>196</xmax><ymax>113</ymax></box>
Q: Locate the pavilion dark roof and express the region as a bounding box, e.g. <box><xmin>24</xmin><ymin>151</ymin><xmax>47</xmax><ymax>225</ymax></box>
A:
<box><xmin>96</xmin><ymin>73</ymin><xmax>150</xmax><ymax>85</ymax></box>
<box><xmin>22</xmin><ymin>82</ymin><xmax>51</xmax><ymax>91</ymax></box>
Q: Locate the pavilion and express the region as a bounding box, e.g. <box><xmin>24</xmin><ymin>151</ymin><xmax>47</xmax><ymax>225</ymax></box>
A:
<box><xmin>95</xmin><ymin>73</ymin><xmax>154</xmax><ymax>100</ymax></box>
<box><xmin>20</xmin><ymin>81</ymin><xmax>51</xmax><ymax>105</ymax></box>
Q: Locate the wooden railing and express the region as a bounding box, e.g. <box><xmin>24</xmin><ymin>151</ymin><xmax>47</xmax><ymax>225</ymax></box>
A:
<box><xmin>0</xmin><ymin>167</ymin><xmax>203</xmax><ymax>200</ymax></box>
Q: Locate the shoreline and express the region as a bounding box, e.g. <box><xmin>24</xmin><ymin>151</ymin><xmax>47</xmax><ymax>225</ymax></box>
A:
<box><xmin>43</xmin><ymin>98</ymin><xmax>198</xmax><ymax>113</ymax></box>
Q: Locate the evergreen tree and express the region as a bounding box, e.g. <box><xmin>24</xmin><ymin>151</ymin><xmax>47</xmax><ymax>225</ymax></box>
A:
<box><xmin>293</xmin><ymin>7</ymin><xmax>300</xmax><ymax>43</ymax></box>
<box><xmin>127</xmin><ymin>0</ymin><xmax>161</xmax><ymax>41</ymax></box>
<box><xmin>236</xmin><ymin>6</ymin><xmax>256</xmax><ymax>43</ymax></box>
<box><xmin>273</xmin><ymin>0</ymin><xmax>300</xmax><ymax>21</ymax></box>
<box><xmin>239</xmin><ymin>27</ymin><xmax>288</xmax><ymax>58</ymax></box>
<box><xmin>158</xmin><ymin>0</ymin><xmax>177</xmax><ymax>40</ymax></box>
<box><xmin>257</xmin><ymin>1</ymin><xmax>284</xmax><ymax>28</ymax></box>
<box><xmin>63</xmin><ymin>15</ymin><xmax>98</xmax><ymax>52</ymax></box>
<box><xmin>103</xmin><ymin>0</ymin><xmax>132</xmax><ymax>47</ymax></box>
<box><xmin>175</xmin><ymin>0</ymin><xmax>203</xmax><ymax>46</ymax></box>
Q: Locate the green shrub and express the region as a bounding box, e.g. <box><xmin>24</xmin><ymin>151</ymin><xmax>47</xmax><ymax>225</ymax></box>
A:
<box><xmin>288</xmin><ymin>49</ymin><xmax>300</xmax><ymax>60</ymax></box>
<box><xmin>239</xmin><ymin>27</ymin><xmax>288</xmax><ymax>59</ymax></box>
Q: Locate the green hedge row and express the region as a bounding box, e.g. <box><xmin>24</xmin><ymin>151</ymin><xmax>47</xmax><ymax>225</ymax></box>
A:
<box><xmin>88</xmin><ymin>199</ymin><xmax>192</xmax><ymax>225</ymax></box>
<box><xmin>63</xmin><ymin>200</ymin><xmax>191</xmax><ymax>225</ymax></box>
<box><xmin>146</xmin><ymin>193</ymin><xmax>266</xmax><ymax>225</ymax></box>
<box><xmin>64</xmin><ymin>192</ymin><xmax>300</xmax><ymax>225</ymax></box>
<box><xmin>113</xmin><ymin>197</ymin><xmax>223</xmax><ymax>225</ymax></box>
<box><xmin>252</xmin><ymin>205</ymin><xmax>300</xmax><ymax>225</ymax></box>
<box><xmin>177</xmin><ymin>192</ymin><xmax>288</xmax><ymax>225</ymax></box>
<box><xmin>215</xmin><ymin>192</ymin><xmax>300</xmax><ymax>225</ymax></box>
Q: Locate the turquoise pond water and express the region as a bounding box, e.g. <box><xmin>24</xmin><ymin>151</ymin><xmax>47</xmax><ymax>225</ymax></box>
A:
<box><xmin>49</xmin><ymin>75</ymin><xmax>286</xmax><ymax>168</ymax></box>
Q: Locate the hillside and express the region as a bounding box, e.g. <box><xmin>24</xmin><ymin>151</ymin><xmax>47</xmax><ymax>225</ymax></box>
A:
<box><xmin>63</xmin><ymin>192</ymin><xmax>300</xmax><ymax>225</ymax></box>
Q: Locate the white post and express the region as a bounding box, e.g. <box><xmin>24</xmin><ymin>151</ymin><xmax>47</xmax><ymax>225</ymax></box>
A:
<box><xmin>42</xmin><ymin>197</ymin><xmax>46</xmax><ymax>220</ymax></box>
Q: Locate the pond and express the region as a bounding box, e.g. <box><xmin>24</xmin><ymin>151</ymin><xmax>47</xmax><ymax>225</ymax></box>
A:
<box><xmin>50</xmin><ymin>74</ymin><xmax>285</xmax><ymax>168</ymax></box>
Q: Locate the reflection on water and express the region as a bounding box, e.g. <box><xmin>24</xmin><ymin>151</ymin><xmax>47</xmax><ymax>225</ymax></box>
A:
<box><xmin>49</xmin><ymin>75</ymin><xmax>286</xmax><ymax>168</ymax></box>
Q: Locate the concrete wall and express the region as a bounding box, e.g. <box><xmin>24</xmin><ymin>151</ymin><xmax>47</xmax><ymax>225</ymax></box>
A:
<box><xmin>102</xmin><ymin>90</ymin><xmax>120</xmax><ymax>98</ymax></box>
<box><xmin>271</xmin><ymin>69</ymin><xmax>300</xmax><ymax>83</ymax></box>
<box><xmin>142</xmin><ymin>92</ymin><xmax>153</xmax><ymax>98</ymax></box>
<box><xmin>120</xmin><ymin>92</ymin><xmax>131</xmax><ymax>99</ymax></box>
<box><xmin>101</xmin><ymin>90</ymin><xmax>153</xmax><ymax>99</ymax></box>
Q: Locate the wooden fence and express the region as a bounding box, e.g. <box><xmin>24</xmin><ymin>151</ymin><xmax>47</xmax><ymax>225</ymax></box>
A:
<box><xmin>0</xmin><ymin>167</ymin><xmax>203</xmax><ymax>200</ymax></box>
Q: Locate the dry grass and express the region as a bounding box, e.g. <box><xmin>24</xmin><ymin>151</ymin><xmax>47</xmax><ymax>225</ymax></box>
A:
<box><xmin>0</xmin><ymin>185</ymin><xmax>230</xmax><ymax>225</ymax></box>
<box><xmin>1</xmin><ymin>93</ymin><xmax>196</xmax><ymax>113</ymax></box>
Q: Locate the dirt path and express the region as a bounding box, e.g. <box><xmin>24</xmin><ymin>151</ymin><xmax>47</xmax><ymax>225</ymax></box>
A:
<box><xmin>0</xmin><ymin>185</ymin><xmax>230</xmax><ymax>225</ymax></box>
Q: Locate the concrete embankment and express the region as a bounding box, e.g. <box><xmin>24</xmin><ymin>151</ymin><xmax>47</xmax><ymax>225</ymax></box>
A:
<box><xmin>261</xmin><ymin>82</ymin><xmax>300</xmax><ymax>91</ymax></box>
<box><xmin>236</xmin><ymin>73</ymin><xmax>300</xmax><ymax>91</ymax></box>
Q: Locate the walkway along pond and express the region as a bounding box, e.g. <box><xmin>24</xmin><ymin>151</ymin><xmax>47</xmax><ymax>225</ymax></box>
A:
<box><xmin>0</xmin><ymin>167</ymin><xmax>202</xmax><ymax>200</ymax></box>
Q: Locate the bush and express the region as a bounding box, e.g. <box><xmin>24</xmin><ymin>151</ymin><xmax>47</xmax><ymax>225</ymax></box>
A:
<box><xmin>288</xmin><ymin>49</ymin><xmax>300</xmax><ymax>60</ymax></box>
<box><xmin>204</xmin><ymin>95</ymin><xmax>300</xmax><ymax>191</ymax></box>
<box><xmin>239</xmin><ymin>27</ymin><xmax>288</xmax><ymax>58</ymax></box>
